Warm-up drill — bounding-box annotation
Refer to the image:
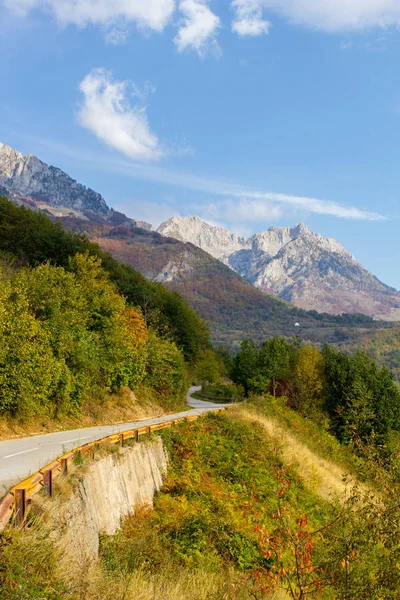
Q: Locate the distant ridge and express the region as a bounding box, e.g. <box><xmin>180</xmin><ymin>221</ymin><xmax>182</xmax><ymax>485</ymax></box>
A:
<box><xmin>1</xmin><ymin>140</ymin><xmax>399</xmax><ymax>326</ymax></box>
<box><xmin>157</xmin><ymin>215</ymin><xmax>400</xmax><ymax>320</ymax></box>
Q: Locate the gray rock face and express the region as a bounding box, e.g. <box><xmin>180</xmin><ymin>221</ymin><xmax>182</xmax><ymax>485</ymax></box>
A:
<box><xmin>157</xmin><ymin>215</ymin><xmax>400</xmax><ymax>318</ymax></box>
<box><xmin>0</xmin><ymin>141</ymin><xmax>110</xmax><ymax>219</ymax></box>
<box><xmin>158</xmin><ymin>215</ymin><xmax>250</xmax><ymax>260</ymax></box>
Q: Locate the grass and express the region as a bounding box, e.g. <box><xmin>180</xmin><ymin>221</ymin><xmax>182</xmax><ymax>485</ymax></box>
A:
<box><xmin>248</xmin><ymin>395</ymin><xmax>372</xmax><ymax>483</ymax></box>
<box><xmin>0</xmin><ymin>408</ymin><xmax>332</xmax><ymax>599</ymax></box>
<box><xmin>97</xmin><ymin>412</ymin><xmax>340</xmax><ymax>598</ymax></box>
<box><xmin>0</xmin><ymin>518</ymin><xmax>287</xmax><ymax>600</ymax></box>
<box><xmin>1</xmin><ymin>400</ymin><xmax>392</xmax><ymax>599</ymax></box>
<box><xmin>234</xmin><ymin>405</ymin><xmax>360</xmax><ymax>502</ymax></box>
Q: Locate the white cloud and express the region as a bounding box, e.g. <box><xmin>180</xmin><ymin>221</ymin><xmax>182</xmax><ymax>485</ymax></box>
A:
<box><xmin>6</xmin><ymin>0</ymin><xmax>175</xmax><ymax>32</ymax></box>
<box><xmin>232</xmin><ymin>0</ymin><xmax>270</xmax><ymax>36</ymax></box>
<box><xmin>91</xmin><ymin>157</ymin><xmax>386</xmax><ymax>221</ymax></box>
<box><xmin>77</xmin><ymin>68</ymin><xmax>164</xmax><ymax>162</ymax></box>
<box><xmin>105</xmin><ymin>28</ymin><xmax>129</xmax><ymax>45</ymax></box>
<box><xmin>198</xmin><ymin>198</ymin><xmax>283</xmax><ymax>223</ymax></box>
<box><xmin>6</xmin><ymin>0</ymin><xmax>222</xmax><ymax>54</ymax></box>
<box><xmin>22</xmin><ymin>135</ymin><xmax>388</xmax><ymax>222</ymax></box>
<box><xmin>174</xmin><ymin>0</ymin><xmax>221</xmax><ymax>55</ymax></box>
<box><xmin>231</xmin><ymin>0</ymin><xmax>400</xmax><ymax>34</ymax></box>
<box><xmin>246</xmin><ymin>190</ymin><xmax>384</xmax><ymax>220</ymax></box>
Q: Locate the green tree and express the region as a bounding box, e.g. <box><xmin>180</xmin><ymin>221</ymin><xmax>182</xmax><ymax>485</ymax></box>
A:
<box><xmin>294</xmin><ymin>346</ymin><xmax>325</xmax><ymax>419</ymax></box>
<box><xmin>258</xmin><ymin>337</ymin><xmax>294</xmax><ymax>397</ymax></box>
<box><xmin>323</xmin><ymin>345</ymin><xmax>400</xmax><ymax>446</ymax></box>
<box><xmin>144</xmin><ymin>333</ymin><xmax>187</xmax><ymax>409</ymax></box>
<box><xmin>0</xmin><ymin>272</ymin><xmax>60</xmax><ymax>417</ymax></box>
<box><xmin>230</xmin><ymin>340</ymin><xmax>260</xmax><ymax>396</ymax></box>
<box><xmin>196</xmin><ymin>349</ymin><xmax>221</xmax><ymax>386</ymax></box>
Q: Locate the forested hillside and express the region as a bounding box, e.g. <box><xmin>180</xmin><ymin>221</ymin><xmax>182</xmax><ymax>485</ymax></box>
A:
<box><xmin>0</xmin><ymin>197</ymin><xmax>209</xmax><ymax>361</ymax></box>
<box><xmin>0</xmin><ymin>196</ymin><xmax>210</xmax><ymax>425</ymax></box>
<box><xmin>229</xmin><ymin>337</ymin><xmax>400</xmax><ymax>450</ymax></box>
<box><xmin>340</xmin><ymin>326</ymin><xmax>400</xmax><ymax>381</ymax></box>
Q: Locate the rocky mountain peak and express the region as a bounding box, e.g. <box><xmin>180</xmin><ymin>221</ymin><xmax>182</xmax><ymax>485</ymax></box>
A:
<box><xmin>0</xmin><ymin>142</ymin><xmax>24</xmax><ymax>178</ymax></box>
<box><xmin>0</xmin><ymin>141</ymin><xmax>120</xmax><ymax>222</ymax></box>
<box><xmin>156</xmin><ymin>214</ymin><xmax>398</xmax><ymax>318</ymax></box>
<box><xmin>157</xmin><ymin>215</ymin><xmax>249</xmax><ymax>259</ymax></box>
<box><xmin>249</xmin><ymin>221</ymin><xmax>351</xmax><ymax>260</ymax></box>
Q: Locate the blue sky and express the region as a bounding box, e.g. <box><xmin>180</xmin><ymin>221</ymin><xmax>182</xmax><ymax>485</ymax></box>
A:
<box><xmin>1</xmin><ymin>1</ymin><xmax>400</xmax><ymax>288</ymax></box>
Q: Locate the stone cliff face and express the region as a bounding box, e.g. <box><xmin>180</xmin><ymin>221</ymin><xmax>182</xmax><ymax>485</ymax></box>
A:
<box><xmin>59</xmin><ymin>437</ymin><xmax>168</xmax><ymax>561</ymax></box>
<box><xmin>158</xmin><ymin>216</ymin><xmax>400</xmax><ymax>319</ymax></box>
<box><xmin>158</xmin><ymin>215</ymin><xmax>250</xmax><ymax>260</ymax></box>
<box><xmin>0</xmin><ymin>142</ymin><xmax>129</xmax><ymax>223</ymax></box>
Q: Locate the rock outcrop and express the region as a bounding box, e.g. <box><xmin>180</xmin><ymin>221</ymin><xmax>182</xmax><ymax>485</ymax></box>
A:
<box><xmin>59</xmin><ymin>437</ymin><xmax>168</xmax><ymax>560</ymax></box>
<box><xmin>158</xmin><ymin>216</ymin><xmax>400</xmax><ymax>319</ymax></box>
<box><xmin>0</xmin><ymin>141</ymin><xmax>131</xmax><ymax>224</ymax></box>
<box><xmin>158</xmin><ymin>215</ymin><xmax>250</xmax><ymax>260</ymax></box>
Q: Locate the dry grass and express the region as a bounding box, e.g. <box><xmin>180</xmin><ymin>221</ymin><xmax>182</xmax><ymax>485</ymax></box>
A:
<box><xmin>0</xmin><ymin>387</ymin><xmax>167</xmax><ymax>441</ymax></box>
<box><xmin>55</xmin><ymin>555</ymin><xmax>289</xmax><ymax>600</ymax></box>
<box><xmin>233</xmin><ymin>405</ymin><xmax>362</xmax><ymax>503</ymax></box>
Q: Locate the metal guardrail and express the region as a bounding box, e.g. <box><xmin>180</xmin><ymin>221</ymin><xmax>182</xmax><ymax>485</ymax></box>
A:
<box><xmin>0</xmin><ymin>409</ymin><xmax>226</xmax><ymax>530</ymax></box>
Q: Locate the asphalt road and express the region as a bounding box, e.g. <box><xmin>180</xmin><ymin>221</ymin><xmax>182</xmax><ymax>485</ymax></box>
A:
<box><xmin>0</xmin><ymin>386</ymin><xmax>229</xmax><ymax>495</ymax></box>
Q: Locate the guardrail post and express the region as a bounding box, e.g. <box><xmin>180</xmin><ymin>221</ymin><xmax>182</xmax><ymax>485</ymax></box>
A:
<box><xmin>43</xmin><ymin>469</ymin><xmax>53</xmax><ymax>497</ymax></box>
<box><xmin>119</xmin><ymin>433</ymin><xmax>125</xmax><ymax>447</ymax></box>
<box><xmin>147</xmin><ymin>426</ymin><xmax>152</xmax><ymax>437</ymax></box>
<box><xmin>135</xmin><ymin>429</ymin><xmax>139</xmax><ymax>443</ymax></box>
<box><xmin>15</xmin><ymin>488</ymin><xmax>26</xmax><ymax>527</ymax></box>
<box><xmin>61</xmin><ymin>457</ymin><xmax>69</xmax><ymax>476</ymax></box>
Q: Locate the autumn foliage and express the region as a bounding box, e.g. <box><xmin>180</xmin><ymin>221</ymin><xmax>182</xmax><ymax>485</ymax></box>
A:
<box><xmin>0</xmin><ymin>252</ymin><xmax>186</xmax><ymax>418</ymax></box>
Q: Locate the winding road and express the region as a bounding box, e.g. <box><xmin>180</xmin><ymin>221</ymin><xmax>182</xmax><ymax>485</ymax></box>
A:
<box><xmin>0</xmin><ymin>386</ymin><xmax>228</xmax><ymax>495</ymax></box>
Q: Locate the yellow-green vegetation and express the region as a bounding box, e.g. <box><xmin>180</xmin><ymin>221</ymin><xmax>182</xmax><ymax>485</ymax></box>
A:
<box><xmin>0</xmin><ymin>253</ymin><xmax>186</xmax><ymax>421</ymax></box>
<box><xmin>341</xmin><ymin>325</ymin><xmax>400</xmax><ymax>381</ymax></box>
<box><xmin>0</xmin><ymin>196</ymin><xmax>214</xmax><ymax>426</ymax></box>
<box><xmin>2</xmin><ymin>405</ymin><xmax>399</xmax><ymax>599</ymax></box>
<box><xmin>230</xmin><ymin>338</ymin><xmax>400</xmax><ymax>455</ymax></box>
<box><xmin>95</xmin><ymin>407</ymin><xmax>400</xmax><ymax>599</ymax></box>
<box><xmin>0</xmin><ymin>196</ymin><xmax>209</xmax><ymax>363</ymax></box>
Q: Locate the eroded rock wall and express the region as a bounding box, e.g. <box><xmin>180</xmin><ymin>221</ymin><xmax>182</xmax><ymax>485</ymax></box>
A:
<box><xmin>58</xmin><ymin>437</ymin><xmax>168</xmax><ymax>559</ymax></box>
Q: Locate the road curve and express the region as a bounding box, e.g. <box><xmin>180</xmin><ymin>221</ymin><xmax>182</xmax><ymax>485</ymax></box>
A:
<box><xmin>0</xmin><ymin>386</ymin><xmax>229</xmax><ymax>495</ymax></box>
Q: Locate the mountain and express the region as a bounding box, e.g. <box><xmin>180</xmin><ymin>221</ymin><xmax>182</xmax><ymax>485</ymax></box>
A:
<box><xmin>59</xmin><ymin>219</ymin><xmax>392</xmax><ymax>348</ymax></box>
<box><xmin>0</xmin><ymin>142</ymin><xmax>134</xmax><ymax>225</ymax></box>
<box><xmin>0</xmin><ymin>141</ymin><xmax>395</xmax><ymax>347</ymax></box>
<box><xmin>158</xmin><ymin>216</ymin><xmax>400</xmax><ymax>320</ymax></box>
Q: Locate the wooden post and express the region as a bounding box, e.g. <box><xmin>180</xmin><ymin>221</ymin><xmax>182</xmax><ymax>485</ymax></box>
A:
<box><xmin>61</xmin><ymin>457</ymin><xmax>69</xmax><ymax>476</ymax></box>
<box><xmin>135</xmin><ymin>429</ymin><xmax>139</xmax><ymax>443</ymax></box>
<box><xmin>119</xmin><ymin>433</ymin><xmax>125</xmax><ymax>447</ymax></box>
<box><xmin>15</xmin><ymin>488</ymin><xmax>26</xmax><ymax>527</ymax></box>
<box><xmin>147</xmin><ymin>426</ymin><xmax>152</xmax><ymax>437</ymax></box>
<box><xmin>43</xmin><ymin>469</ymin><xmax>53</xmax><ymax>497</ymax></box>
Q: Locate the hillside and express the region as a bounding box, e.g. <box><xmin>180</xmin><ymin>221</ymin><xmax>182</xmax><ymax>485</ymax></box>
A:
<box><xmin>158</xmin><ymin>215</ymin><xmax>400</xmax><ymax>320</ymax></box>
<box><xmin>0</xmin><ymin>197</ymin><xmax>209</xmax><ymax>362</ymax></box>
<box><xmin>2</xmin><ymin>400</ymin><xmax>399</xmax><ymax>599</ymax></box>
<box><xmin>61</xmin><ymin>219</ymin><xmax>394</xmax><ymax>348</ymax></box>
<box><xmin>0</xmin><ymin>198</ymin><xmax>212</xmax><ymax>444</ymax></box>
<box><xmin>340</xmin><ymin>325</ymin><xmax>400</xmax><ymax>381</ymax></box>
